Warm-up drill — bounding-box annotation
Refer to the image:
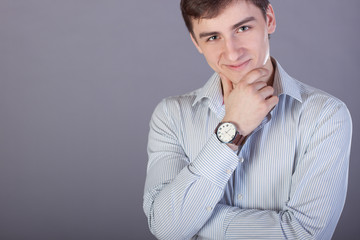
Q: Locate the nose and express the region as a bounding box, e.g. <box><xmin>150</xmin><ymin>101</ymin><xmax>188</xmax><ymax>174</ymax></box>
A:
<box><xmin>224</xmin><ymin>38</ymin><xmax>241</xmax><ymax>62</ymax></box>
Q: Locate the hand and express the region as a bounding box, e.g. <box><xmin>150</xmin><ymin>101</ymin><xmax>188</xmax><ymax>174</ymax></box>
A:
<box><xmin>220</xmin><ymin>68</ymin><xmax>279</xmax><ymax>136</ymax></box>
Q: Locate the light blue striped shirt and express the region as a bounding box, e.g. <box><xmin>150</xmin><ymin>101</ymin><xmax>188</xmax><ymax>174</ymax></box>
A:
<box><xmin>143</xmin><ymin>59</ymin><xmax>352</xmax><ymax>240</ymax></box>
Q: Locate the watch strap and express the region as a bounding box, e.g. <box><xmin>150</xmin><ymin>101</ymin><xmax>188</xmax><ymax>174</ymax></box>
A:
<box><xmin>232</xmin><ymin>132</ymin><xmax>247</xmax><ymax>146</ymax></box>
<box><xmin>215</xmin><ymin>122</ymin><xmax>247</xmax><ymax>146</ymax></box>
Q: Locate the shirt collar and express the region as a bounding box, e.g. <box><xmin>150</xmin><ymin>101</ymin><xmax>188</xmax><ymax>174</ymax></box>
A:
<box><xmin>272</xmin><ymin>58</ymin><xmax>303</xmax><ymax>103</ymax></box>
<box><xmin>192</xmin><ymin>57</ymin><xmax>303</xmax><ymax>111</ymax></box>
<box><xmin>192</xmin><ymin>72</ymin><xmax>223</xmax><ymax>113</ymax></box>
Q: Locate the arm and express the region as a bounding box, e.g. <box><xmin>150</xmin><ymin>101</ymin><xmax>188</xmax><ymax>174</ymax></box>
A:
<box><xmin>143</xmin><ymin>99</ymin><xmax>240</xmax><ymax>240</ymax></box>
<box><xmin>143</xmin><ymin>68</ymin><xmax>278</xmax><ymax>239</ymax></box>
<box><xmin>197</xmin><ymin>100</ymin><xmax>352</xmax><ymax>239</ymax></box>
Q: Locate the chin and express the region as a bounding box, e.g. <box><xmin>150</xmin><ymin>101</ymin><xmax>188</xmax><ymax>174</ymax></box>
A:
<box><xmin>226</xmin><ymin>72</ymin><xmax>247</xmax><ymax>84</ymax></box>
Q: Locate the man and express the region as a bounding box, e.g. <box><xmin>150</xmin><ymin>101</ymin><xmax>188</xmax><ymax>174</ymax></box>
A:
<box><xmin>143</xmin><ymin>0</ymin><xmax>352</xmax><ymax>239</ymax></box>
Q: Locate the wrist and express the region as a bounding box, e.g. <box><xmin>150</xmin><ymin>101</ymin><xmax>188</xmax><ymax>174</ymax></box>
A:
<box><xmin>214</xmin><ymin>122</ymin><xmax>247</xmax><ymax>146</ymax></box>
<box><xmin>226</xmin><ymin>143</ymin><xmax>239</xmax><ymax>151</ymax></box>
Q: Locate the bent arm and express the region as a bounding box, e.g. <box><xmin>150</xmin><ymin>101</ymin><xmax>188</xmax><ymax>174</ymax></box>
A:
<box><xmin>197</xmin><ymin>101</ymin><xmax>352</xmax><ymax>239</ymax></box>
<box><xmin>143</xmin><ymin>99</ymin><xmax>240</xmax><ymax>240</ymax></box>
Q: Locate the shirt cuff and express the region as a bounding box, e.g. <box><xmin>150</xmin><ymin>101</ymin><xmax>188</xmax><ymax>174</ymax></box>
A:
<box><xmin>190</xmin><ymin>134</ymin><xmax>240</xmax><ymax>189</ymax></box>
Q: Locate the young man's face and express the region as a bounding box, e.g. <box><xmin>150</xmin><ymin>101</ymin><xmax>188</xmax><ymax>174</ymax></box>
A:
<box><xmin>190</xmin><ymin>0</ymin><xmax>276</xmax><ymax>86</ymax></box>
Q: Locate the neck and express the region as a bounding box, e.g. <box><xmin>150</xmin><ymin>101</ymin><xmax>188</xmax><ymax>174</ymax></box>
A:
<box><xmin>266</xmin><ymin>57</ymin><xmax>276</xmax><ymax>87</ymax></box>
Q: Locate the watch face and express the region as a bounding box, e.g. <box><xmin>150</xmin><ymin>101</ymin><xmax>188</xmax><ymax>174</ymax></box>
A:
<box><xmin>217</xmin><ymin>122</ymin><xmax>236</xmax><ymax>143</ymax></box>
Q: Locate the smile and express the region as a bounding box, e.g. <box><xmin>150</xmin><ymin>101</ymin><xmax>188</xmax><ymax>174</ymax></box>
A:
<box><xmin>226</xmin><ymin>59</ymin><xmax>251</xmax><ymax>71</ymax></box>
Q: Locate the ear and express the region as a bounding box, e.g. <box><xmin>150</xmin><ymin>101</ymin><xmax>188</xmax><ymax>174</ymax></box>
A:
<box><xmin>190</xmin><ymin>33</ymin><xmax>203</xmax><ymax>54</ymax></box>
<box><xmin>266</xmin><ymin>4</ymin><xmax>276</xmax><ymax>34</ymax></box>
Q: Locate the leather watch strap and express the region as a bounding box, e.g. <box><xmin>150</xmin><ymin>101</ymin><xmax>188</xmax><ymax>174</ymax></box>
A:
<box><xmin>232</xmin><ymin>132</ymin><xmax>247</xmax><ymax>146</ymax></box>
<box><xmin>215</xmin><ymin>122</ymin><xmax>247</xmax><ymax>146</ymax></box>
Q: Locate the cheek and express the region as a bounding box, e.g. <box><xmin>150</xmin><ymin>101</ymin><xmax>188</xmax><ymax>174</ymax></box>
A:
<box><xmin>248</xmin><ymin>34</ymin><xmax>270</xmax><ymax>64</ymax></box>
<box><xmin>259</xmin><ymin>38</ymin><xmax>270</xmax><ymax>64</ymax></box>
<box><xmin>203</xmin><ymin>49</ymin><xmax>222</xmax><ymax>69</ymax></box>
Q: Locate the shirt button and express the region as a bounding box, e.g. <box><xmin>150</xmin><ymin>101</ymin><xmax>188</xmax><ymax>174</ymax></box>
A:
<box><xmin>206</xmin><ymin>206</ymin><xmax>213</xmax><ymax>212</ymax></box>
<box><xmin>226</xmin><ymin>169</ymin><xmax>232</xmax><ymax>174</ymax></box>
<box><xmin>238</xmin><ymin>194</ymin><xmax>243</xmax><ymax>200</ymax></box>
<box><xmin>239</xmin><ymin>158</ymin><xmax>244</xmax><ymax>163</ymax></box>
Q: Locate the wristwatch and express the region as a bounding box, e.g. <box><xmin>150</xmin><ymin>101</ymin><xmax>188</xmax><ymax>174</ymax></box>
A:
<box><xmin>215</xmin><ymin>122</ymin><xmax>247</xmax><ymax>146</ymax></box>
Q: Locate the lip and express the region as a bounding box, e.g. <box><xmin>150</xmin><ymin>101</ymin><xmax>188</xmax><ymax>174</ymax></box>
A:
<box><xmin>225</xmin><ymin>59</ymin><xmax>251</xmax><ymax>71</ymax></box>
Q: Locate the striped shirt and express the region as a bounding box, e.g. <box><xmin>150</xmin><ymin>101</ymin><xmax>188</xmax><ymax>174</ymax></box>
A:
<box><xmin>143</xmin><ymin>59</ymin><xmax>352</xmax><ymax>239</ymax></box>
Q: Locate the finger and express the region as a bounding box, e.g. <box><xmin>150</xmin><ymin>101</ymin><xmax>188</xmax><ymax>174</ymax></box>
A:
<box><xmin>219</xmin><ymin>72</ymin><xmax>233</xmax><ymax>100</ymax></box>
<box><xmin>258</xmin><ymin>85</ymin><xmax>275</xmax><ymax>99</ymax></box>
<box><xmin>244</xmin><ymin>68</ymin><xmax>269</xmax><ymax>84</ymax></box>
<box><xmin>252</xmin><ymin>81</ymin><xmax>268</xmax><ymax>91</ymax></box>
<box><xmin>266</xmin><ymin>95</ymin><xmax>279</xmax><ymax>111</ymax></box>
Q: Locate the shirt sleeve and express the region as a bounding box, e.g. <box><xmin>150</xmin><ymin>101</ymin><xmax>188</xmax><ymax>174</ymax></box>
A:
<box><xmin>143</xmin><ymin>99</ymin><xmax>240</xmax><ymax>240</ymax></box>
<box><xmin>196</xmin><ymin>100</ymin><xmax>352</xmax><ymax>239</ymax></box>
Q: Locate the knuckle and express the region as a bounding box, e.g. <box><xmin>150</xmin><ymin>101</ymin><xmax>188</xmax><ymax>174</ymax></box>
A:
<box><xmin>263</xmin><ymin>85</ymin><xmax>273</xmax><ymax>93</ymax></box>
<box><xmin>268</xmin><ymin>86</ymin><xmax>275</xmax><ymax>94</ymax></box>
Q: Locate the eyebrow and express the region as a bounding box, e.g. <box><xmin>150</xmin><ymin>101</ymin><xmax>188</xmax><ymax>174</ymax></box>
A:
<box><xmin>198</xmin><ymin>16</ymin><xmax>256</xmax><ymax>39</ymax></box>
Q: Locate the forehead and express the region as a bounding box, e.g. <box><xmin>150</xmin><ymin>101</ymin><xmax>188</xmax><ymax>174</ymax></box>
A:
<box><xmin>191</xmin><ymin>1</ymin><xmax>264</xmax><ymax>35</ymax></box>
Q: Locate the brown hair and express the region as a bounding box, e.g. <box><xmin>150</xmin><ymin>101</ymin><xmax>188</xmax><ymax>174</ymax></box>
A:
<box><xmin>180</xmin><ymin>0</ymin><xmax>270</xmax><ymax>36</ymax></box>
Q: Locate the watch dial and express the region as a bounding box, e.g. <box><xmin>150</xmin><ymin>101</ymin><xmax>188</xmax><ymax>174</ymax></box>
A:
<box><xmin>217</xmin><ymin>123</ymin><xmax>236</xmax><ymax>143</ymax></box>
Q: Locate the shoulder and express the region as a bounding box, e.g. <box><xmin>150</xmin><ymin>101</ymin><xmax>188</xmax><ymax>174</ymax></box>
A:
<box><xmin>274</xmin><ymin>59</ymin><xmax>350</xmax><ymax>120</ymax></box>
<box><xmin>290</xmin><ymin>80</ymin><xmax>352</xmax><ymax>137</ymax></box>
<box><xmin>150</xmin><ymin>88</ymin><xmax>201</xmax><ymax>125</ymax></box>
<box><xmin>296</xmin><ymin>80</ymin><xmax>350</xmax><ymax>119</ymax></box>
<box><xmin>154</xmin><ymin>89</ymin><xmax>199</xmax><ymax>113</ymax></box>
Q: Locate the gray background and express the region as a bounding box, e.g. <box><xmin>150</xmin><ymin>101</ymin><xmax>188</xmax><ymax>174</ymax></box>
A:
<box><xmin>0</xmin><ymin>0</ymin><xmax>359</xmax><ymax>239</ymax></box>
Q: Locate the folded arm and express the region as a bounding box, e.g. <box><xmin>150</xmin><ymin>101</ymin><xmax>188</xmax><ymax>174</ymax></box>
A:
<box><xmin>197</xmin><ymin>100</ymin><xmax>352</xmax><ymax>239</ymax></box>
<box><xmin>143</xmin><ymin>99</ymin><xmax>240</xmax><ymax>240</ymax></box>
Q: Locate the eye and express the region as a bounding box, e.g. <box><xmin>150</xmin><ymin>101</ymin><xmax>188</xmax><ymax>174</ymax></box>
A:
<box><xmin>207</xmin><ymin>35</ymin><xmax>219</xmax><ymax>42</ymax></box>
<box><xmin>237</xmin><ymin>26</ymin><xmax>250</xmax><ymax>33</ymax></box>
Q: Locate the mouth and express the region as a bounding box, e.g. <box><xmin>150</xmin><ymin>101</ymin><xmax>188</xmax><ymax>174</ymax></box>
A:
<box><xmin>225</xmin><ymin>59</ymin><xmax>251</xmax><ymax>71</ymax></box>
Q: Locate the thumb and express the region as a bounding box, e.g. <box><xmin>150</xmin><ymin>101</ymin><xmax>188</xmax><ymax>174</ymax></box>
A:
<box><xmin>219</xmin><ymin>72</ymin><xmax>233</xmax><ymax>101</ymax></box>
